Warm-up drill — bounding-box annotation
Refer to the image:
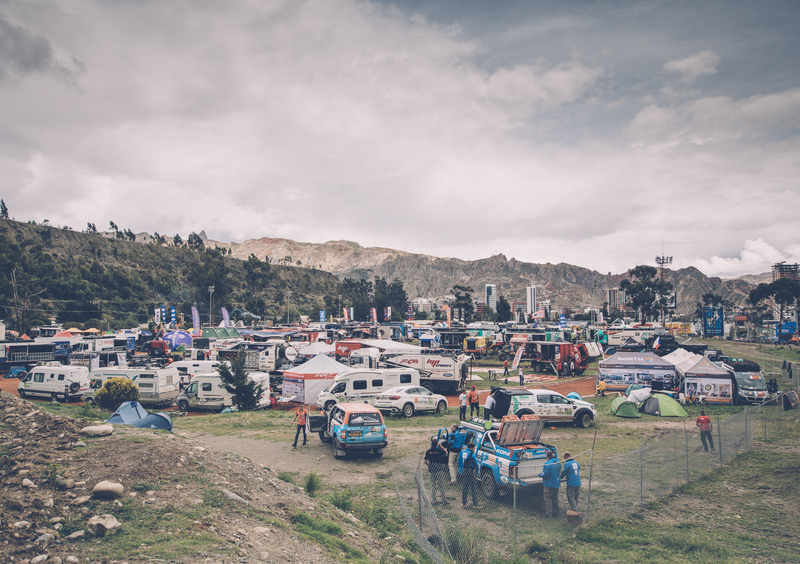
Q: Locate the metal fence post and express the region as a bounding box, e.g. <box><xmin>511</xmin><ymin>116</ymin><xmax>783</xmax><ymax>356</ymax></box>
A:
<box><xmin>513</xmin><ymin>468</ymin><xmax>517</xmax><ymax>559</ymax></box>
<box><xmin>685</xmin><ymin>427</ymin><xmax>690</xmax><ymax>482</ymax></box>
<box><xmin>764</xmin><ymin>408</ymin><xmax>767</xmax><ymax>442</ymax></box>
<box><xmin>639</xmin><ymin>438</ymin><xmax>643</xmax><ymax>505</ymax></box>
<box><xmin>716</xmin><ymin>416</ymin><xmax>722</xmax><ymax>465</ymax></box>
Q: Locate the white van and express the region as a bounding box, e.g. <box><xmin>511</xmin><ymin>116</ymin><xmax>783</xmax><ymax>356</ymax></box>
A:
<box><xmin>175</xmin><ymin>371</ymin><xmax>271</xmax><ymax>412</ymax></box>
<box><xmin>84</xmin><ymin>366</ymin><xmax>180</xmax><ymax>407</ymax></box>
<box><xmin>316</xmin><ymin>368</ymin><xmax>420</xmax><ymax>411</ymax></box>
<box><xmin>171</xmin><ymin>360</ymin><xmax>223</xmax><ymax>380</ymax></box>
<box><xmin>18</xmin><ymin>363</ymin><xmax>90</xmax><ymax>402</ymax></box>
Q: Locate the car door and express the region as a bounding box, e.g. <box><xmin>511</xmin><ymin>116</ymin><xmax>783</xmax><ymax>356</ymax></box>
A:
<box><xmin>548</xmin><ymin>393</ymin><xmax>573</xmax><ymax>422</ymax></box>
<box><xmin>413</xmin><ymin>387</ymin><xmax>436</xmax><ymax>412</ymax></box>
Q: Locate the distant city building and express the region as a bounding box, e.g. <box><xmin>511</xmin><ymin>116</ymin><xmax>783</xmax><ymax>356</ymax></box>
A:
<box><xmin>485</xmin><ymin>284</ymin><xmax>497</xmax><ymax>311</ymax></box>
<box><xmin>525</xmin><ymin>286</ymin><xmax>536</xmax><ymax>315</ymax></box>
<box><xmin>772</xmin><ymin>262</ymin><xmax>799</xmax><ymax>282</ymax></box>
<box><xmin>411</xmin><ymin>298</ymin><xmax>433</xmax><ymax>313</ymax></box>
<box><xmin>606</xmin><ymin>288</ymin><xmax>627</xmax><ymax>312</ymax></box>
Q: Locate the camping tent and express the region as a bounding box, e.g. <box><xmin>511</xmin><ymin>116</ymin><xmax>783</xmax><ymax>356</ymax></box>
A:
<box><xmin>624</xmin><ymin>383</ymin><xmax>643</xmax><ymax>397</ymax></box>
<box><xmin>627</xmin><ymin>388</ymin><xmax>652</xmax><ymax>403</ymax></box>
<box><xmin>610</xmin><ymin>396</ymin><xmax>642</xmax><ymax>418</ymax></box>
<box><xmin>282</xmin><ymin>353</ymin><xmax>350</xmax><ymax>404</ymax></box>
<box><xmin>598</xmin><ymin>352</ymin><xmax>677</xmax><ymax>393</ymax></box>
<box><xmin>682</xmin><ymin>357</ymin><xmax>735</xmax><ymax>405</ymax></box>
<box><xmin>106</xmin><ymin>401</ymin><xmax>174</xmax><ymax>430</ymax></box>
<box><xmin>680</xmin><ymin>338</ymin><xmax>708</xmax><ymax>354</ymax></box>
<box><xmin>638</xmin><ymin>393</ymin><xmax>689</xmax><ymax>417</ymax></box>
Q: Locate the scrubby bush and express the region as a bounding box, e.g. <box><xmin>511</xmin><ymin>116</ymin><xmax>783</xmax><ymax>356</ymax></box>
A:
<box><xmin>95</xmin><ymin>377</ymin><xmax>139</xmax><ymax>411</ymax></box>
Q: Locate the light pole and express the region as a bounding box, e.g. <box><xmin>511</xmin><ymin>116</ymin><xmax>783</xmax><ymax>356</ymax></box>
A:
<box><xmin>286</xmin><ymin>291</ymin><xmax>292</xmax><ymax>325</ymax></box>
<box><xmin>208</xmin><ymin>285</ymin><xmax>215</xmax><ymax>327</ymax></box>
<box><xmin>338</xmin><ymin>294</ymin><xmax>341</xmax><ymax>319</ymax></box>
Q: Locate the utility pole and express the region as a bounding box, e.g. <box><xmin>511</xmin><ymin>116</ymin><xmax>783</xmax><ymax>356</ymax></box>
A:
<box><xmin>655</xmin><ymin>245</ymin><xmax>673</xmax><ymax>328</ymax></box>
<box><xmin>208</xmin><ymin>285</ymin><xmax>215</xmax><ymax>327</ymax></box>
<box><xmin>286</xmin><ymin>291</ymin><xmax>292</xmax><ymax>324</ymax></box>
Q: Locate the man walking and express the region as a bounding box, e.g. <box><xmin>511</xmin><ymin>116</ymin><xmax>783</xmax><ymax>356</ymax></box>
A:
<box><xmin>424</xmin><ymin>438</ymin><xmax>449</xmax><ymax>505</ymax></box>
<box><xmin>539</xmin><ymin>450</ymin><xmax>561</xmax><ymax>518</ymax></box>
<box><xmin>468</xmin><ymin>385</ymin><xmax>480</xmax><ymax>417</ymax></box>
<box><xmin>292</xmin><ymin>404</ymin><xmax>308</xmax><ymax>448</ymax></box>
<box><xmin>696</xmin><ymin>410</ymin><xmax>715</xmax><ymax>453</ymax></box>
<box><xmin>458</xmin><ymin>389</ymin><xmax>467</xmax><ymax>421</ymax></box>
<box><xmin>560</xmin><ymin>452</ymin><xmax>581</xmax><ymax>511</ymax></box>
<box><xmin>458</xmin><ymin>442</ymin><xmax>480</xmax><ymax>508</ymax></box>
<box><xmin>519</xmin><ymin>367</ymin><xmax>524</xmax><ymax>386</ymax></box>
<box><xmin>483</xmin><ymin>390</ymin><xmax>496</xmax><ymax>420</ymax></box>
<box><xmin>447</xmin><ymin>424</ymin><xmax>463</xmax><ymax>484</ymax></box>
<box><xmin>503</xmin><ymin>359</ymin><xmax>509</xmax><ymax>378</ymax></box>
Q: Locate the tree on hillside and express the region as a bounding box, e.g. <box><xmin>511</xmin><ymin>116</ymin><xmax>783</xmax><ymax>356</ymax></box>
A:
<box><xmin>9</xmin><ymin>267</ymin><xmax>47</xmax><ymax>335</ymax></box>
<box><xmin>341</xmin><ymin>277</ymin><xmax>373</xmax><ymax>320</ymax></box>
<box><xmin>0</xmin><ymin>199</ymin><xmax>8</xmax><ymax>219</ymax></box>
<box><xmin>85</xmin><ymin>222</ymin><xmax>97</xmax><ymax>234</ymax></box>
<box><xmin>373</xmin><ymin>277</ymin><xmax>408</xmax><ymax>321</ymax></box>
<box><xmin>123</xmin><ymin>228</ymin><xmax>136</xmax><ymax>241</ymax></box>
<box><xmin>188</xmin><ymin>247</ymin><xmax>229</xmax><ymax>307</ymax></box>
<box><xmin>173</xmin><ymin>233</ymin><xmax>183</xmax><ymax>246</ymax></box>
<box><xmin>187</xmin><ymin>232</ymin><xmax>204</xmax><ymax>251</ymax></box>
<box><xmin>618</xmin><ymin>265</ymin><xmax>673</xmax><ymax>323</ymax></box>
<box><xmin>451</xmin><ymin>285</ymin><xmax>475</xmax><ymax>323</ymax></box>
<box><xmin>243</xmin><ymin>254</ymin><xmax>272</xmax><ymax>292</ymax></box>
<box><xmin>216</xmin><ymin>352</ymin><xmax>264</xmax><ymax>411</ymax></box>
<box><xmin>749</xmin><ymin>278</ymin><xmax>800</xmax><ymax>341</ymax></box>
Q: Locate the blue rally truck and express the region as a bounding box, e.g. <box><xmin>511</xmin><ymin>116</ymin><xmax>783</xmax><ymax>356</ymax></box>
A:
<box><xmin>436</xmin><ymin>416</ymin><xmax>556</xmax><ymax>500</ymax></box>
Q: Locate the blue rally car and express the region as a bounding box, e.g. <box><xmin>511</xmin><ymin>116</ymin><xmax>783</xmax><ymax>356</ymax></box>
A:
<box><xmin>309</xmin><ymin>402</ymin><xmax>388</xmax><ymax>459</ymax></box>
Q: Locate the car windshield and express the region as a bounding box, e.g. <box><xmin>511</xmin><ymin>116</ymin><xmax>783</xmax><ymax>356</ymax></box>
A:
<box><xmin>736</xmin><ymin>373</ymin><xmax>767</xmax><ymax>391</ymax></box>
<box><xmin>347</xmin><ymin>412</ymin><xmax>383</xmax><ymax>426</ymax></box>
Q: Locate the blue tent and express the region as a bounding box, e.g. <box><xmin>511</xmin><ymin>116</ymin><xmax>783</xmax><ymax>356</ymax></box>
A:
<box><xmin>106</xmin><ymin>401</ymin><xmax>173</xmax><ymax>431</ymax></box>
<box><xmin>162</xmin><ymin>330</ymin><xmax>194</xmax><ymax>350</ymax></box>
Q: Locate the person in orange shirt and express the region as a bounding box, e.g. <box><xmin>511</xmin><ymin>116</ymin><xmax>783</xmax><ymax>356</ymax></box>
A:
<box><xmin>467</xmin><ymin>385</ymin><xmax>480</xmax><ymax>417</ymax></box>
<box><xmin>292</xmin><ymin>405</ymin><xmax>308</xmax><ymax>448</ymax></box>
<box><xmin>695</xmin><ymin>410</ymin><xmax>715</xmax><ymax>453</ymax></box>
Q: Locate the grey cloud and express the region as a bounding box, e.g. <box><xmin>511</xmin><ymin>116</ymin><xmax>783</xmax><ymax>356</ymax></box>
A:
<box><xmin>0</xmin><ymin>13</ymin><xmax>83</xmax><ymax>84</ymax></box>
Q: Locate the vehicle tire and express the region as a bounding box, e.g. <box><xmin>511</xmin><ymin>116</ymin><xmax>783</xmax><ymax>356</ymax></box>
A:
<box><xmin>373</xmin><ymin>448</ymin><xmax>384</xmax><ymax>457</ymax></box>
<box><xmin>498</xmin><ymin>352</ymin><xmax>509</xmax><ymax>362</ymax></box>
<box><xmin>319</xmin><ymin>431</ymin><xmax>333</xmax><ymax>443</ymax></box>
<box><xmin>324</xmin><ymin>401</ymin><xmax>336</xmax><ymax>412</ymax></box>
<box><xmin>515</xmin><ymin>409</ymin><xmax>534</xmax><ymax>418</ymax></box>
<box><xmin>421</xmin><ymin>382</ymin><xmax>434</xmax><ymax>392</ymax></box>
<box><xmin>69</xmin><ymin>382</ymin><xmax>80</xmax><ymax>393</ymax></box>
<box><xmin>18</xmin><ymin>389</ymin><xmax>25</xmax><ymax>398</ymax></box>
<box><xmin>402</xmin><ymin>403</ymin><xmax>415</xmax><ymax>418</ymax></box>
<box><xmin>480</xmin><ymin>468</ymin><xmax>498</xmax><ymax>499</ymax></box>
<box><xmin>436</xmin><ymin>401</ymin><xmax>448</xmax><ymax>414</ymax></box>
<box><xmin>178</xmin><ymin>400</ymin><xmax>190</xmax><ymax>413</ymax></box>
<box><xmin>577</xmin><ymin>411</ymin><xmax>592</xmax><ymax>428</ymax></box>
<box><xmin>85</xmin><ymin>396</ymin><xmax>95</xmax><ymax>406</ymax></box>
<box><xmin>16</xmin><ymin>370</ymin><xmax>27</xmax><ymax>380</ymax></box>
<box><xmin>333</xmin><ymin>440</ymin><xmax>345</xmax><ymax>459</ymax></box>
<box><xmin>51</xmin><ymin>392</ymin><xmax>59</xmax><ymax>403</ymax></box>
<box><xmin>534</xmin><ymin>362</ymin><xmax>542</xmax><ymax>373</ymax></box>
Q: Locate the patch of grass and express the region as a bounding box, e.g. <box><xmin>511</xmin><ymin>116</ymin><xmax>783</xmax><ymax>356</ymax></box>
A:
<box><xmin>328</xmin><ymin>489</ymin><xmax>353</xmax><ymax>512</ymax></box>
<box><xmin>173</xmin><ymin>409</ymin><xmax>292</xmax><ymax>437</ymax></box>
<box><xmin>290</xmin><ymin>512</ymin><xmax>371</xmax><ymax>563</ymax></box>
<box><xmin>40</xmin><ymin>463</ymin><xmax>63</xmax><ymax>488</ymax></box>
<box><xmin>443</xmin><ymin>523</ymin><xmax>485</xmax><ymax>564</ymax></box>
<box><xmin>304</xmin><ymin>471</ymin><xmax>322</xmax><ymax>496</ymax></box>
<box><xmin>132</xmin><ymin>482</ymin><xmax>159</xmax><ymax>492</ymax></box>
<box><xmin>277</xmin><ymin>471</ymin><xmax>296</xmax><ymax>485</ymax></box>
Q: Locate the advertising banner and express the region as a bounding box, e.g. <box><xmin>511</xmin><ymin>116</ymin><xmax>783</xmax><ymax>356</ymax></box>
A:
<box><xmin>319</xmin><ymin>310</ymin><xmax>326</xmax><ymax>323</ymax></box>
<box><xmin>511</xmin><ymin>345</ymin><xmax>525</xmax><ymax>370</ymax></box>
<box><xmin>191</xmin><ymin>306</ymin><xmax>201</xmax><ymax>335</ymax></box>
<box><xmin>684</xmin><ymin>376</ymin><xmax>734</xmax><ymax>405</ymax></box>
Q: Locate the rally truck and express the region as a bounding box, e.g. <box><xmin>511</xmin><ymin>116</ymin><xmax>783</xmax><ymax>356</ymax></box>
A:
<box><xmin>434</xmin><ymin>416</ymin><xmax>555</xmax><ymax>500</ymax></box>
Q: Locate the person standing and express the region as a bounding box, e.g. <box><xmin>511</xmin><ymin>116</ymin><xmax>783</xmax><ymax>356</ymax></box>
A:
<box><xmin>503</xmin><ymin>359</ymin><xmax>509</xmax><ymax>378</ymax></box>
<box><xmin>458</xmin><ymin>442</ymin><xmax>480</xmax><ymax>508</ymax></box>
<box><xmin>468</xmin><ymin>385</ymin><xmax>480</xmax><ymax>417</ymax></box>
<box><xmin>696</xmin><ymin>410</ymin><xmax>715</xmax><ymax>453</ymax></box>
<box><xmin>424</xmin><ymin>438</ymin><xmax>450</xmax><ymax>505</ymax></box>
<box><xmin>447</xmin><ymin>424</ymin><xmax>463</xmax><ymax>484</ymax></box>
<box><xmin>560</xmin><ymin>452</ymin><xmax>581</xmax><ymax>511</ymax></box>
<box><xmin>539</xmin><ymin>450</ymin><xmax>561</xmax><ymax>518</ymax></box>
<box><xmin>292</xmin><ymin>404</ymin><xmax>308</xmax><ymax>448</ymax></box>
<box><xmin>519</xmin><ymin>367</ymin><xmax>524</xmax><ymax>386</ymax></box>
<box><xmin>458</xmin><ymin>389</ymin><xmax>468</xmax><ymax>421</ymax></box>
<box><xmin>483</xmin><ymin>390</ymin><xmax>496</xmax><ymax>420</ymax></box>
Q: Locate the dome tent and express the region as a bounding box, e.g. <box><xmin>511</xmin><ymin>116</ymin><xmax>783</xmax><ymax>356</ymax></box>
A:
<box><xmin>610</xmin><ymin>396</ymin><xmax>641</xmax><ymax>418</ymax></box>
<box><xmin>638</xmin><ymin>393</ymin><xmax>689</xmax><ymax>417</ymax></box>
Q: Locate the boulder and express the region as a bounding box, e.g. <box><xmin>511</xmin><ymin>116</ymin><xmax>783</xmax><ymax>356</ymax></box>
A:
<box><xmin>87</xmin><ymin>514</ymin><xmax>121</xmax><ymax>536</ymax></box>
<box><xmin>80</xmin><ymin>425</ymin><xmax>113</xmax><ymax>437</ymax></box>
<box><xmin>92</xmin><ymin>480</ymin><xmax>124</xmax><ymax>499</ymax></box>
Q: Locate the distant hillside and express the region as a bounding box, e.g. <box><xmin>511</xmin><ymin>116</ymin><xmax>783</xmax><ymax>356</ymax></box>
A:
<box><xmin>212</xmin><ymin>236</ymin><xmax>759</xmax><ymax>317</ymax></box>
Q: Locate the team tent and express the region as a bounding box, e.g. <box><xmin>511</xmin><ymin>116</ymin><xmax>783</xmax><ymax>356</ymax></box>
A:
<box><xmin>681</xmin><ymin>357</ymin><xmax>736</xmax><ymax>405</ymax></box>
<box><xmin>610</xmin><ymin>396</ymin><xmax>642</xmax><ymax>418</ymax></box>
<box><xmin>162</xmin><ymin>330</ymin><xmax>194</xmax><ymax>350</ymax></box>
<box><xmin>638</xmin><ymin>393</ymin><xmax>689</xmax><ymax>417</ymax></box>
<box><xmin>598</xmin><ymin>352</ymin><xmax>677</xmax><ymax>393</ymax></box>
<box><xmin>296</xmin><ymin>342</ymin><xmax>336</xmax><ymax>360</ymax></box>
<box><xmin>282</xmin><ymin>353</ymin><xmax>350</xmax><ymax>405</ymax></box>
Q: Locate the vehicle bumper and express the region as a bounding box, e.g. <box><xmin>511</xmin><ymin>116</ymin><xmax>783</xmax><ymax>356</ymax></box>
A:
<box><xmin>340</xmin><ymin>440</ymin><xmax>388</xmax><ymax>451</ymax></box>
<box><xmin>375</xmin><ymin>405</ymin><xmax>402</xmax><ymax>413</ymax></box>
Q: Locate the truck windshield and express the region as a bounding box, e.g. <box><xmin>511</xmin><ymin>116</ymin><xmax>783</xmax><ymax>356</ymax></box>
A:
<box><xmin>347</xmin><ymin>413</ymin><xmax>383</xmax><ymax>426</ymax></box>
<box><xmin>735</xmin><ymin>373</ymin><xmax>767</xmax><ymax>391</ymax></box>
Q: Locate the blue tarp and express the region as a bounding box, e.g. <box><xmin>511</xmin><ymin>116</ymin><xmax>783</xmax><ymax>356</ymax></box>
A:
<box><xmin>106</xmin><ymin>401</ymin><xmax>173</xmax><ymax>431</ymax></box>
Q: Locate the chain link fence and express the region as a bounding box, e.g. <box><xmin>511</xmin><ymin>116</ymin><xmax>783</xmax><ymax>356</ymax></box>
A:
<box><xmin>392</xmin><ymin>357</ymin><xmax>800</xmax><ymax>564</ymax></box>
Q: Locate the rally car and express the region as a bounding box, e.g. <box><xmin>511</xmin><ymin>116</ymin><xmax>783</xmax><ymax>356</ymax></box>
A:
<box><xmin>374</xmin><ymin>385</ymin><xmax>449</xmax><ymax>417</ymax></box>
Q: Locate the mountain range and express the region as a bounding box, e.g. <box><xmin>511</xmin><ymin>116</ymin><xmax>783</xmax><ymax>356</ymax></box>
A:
<box><xmin>210</xmin><ymin>235</ymin><xmax>769</xmax><ymax>317</ymax></box>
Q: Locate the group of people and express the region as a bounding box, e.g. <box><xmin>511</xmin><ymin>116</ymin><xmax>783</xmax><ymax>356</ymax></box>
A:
<box><xmin>425</xmin><ymin>423</ymin><xmax>583</xmax><ymax>517</ymax></box>
<box><xmin>457</xmin><ymin>385</ymin><xmax>501</xmax><ymax>421</ymax></box>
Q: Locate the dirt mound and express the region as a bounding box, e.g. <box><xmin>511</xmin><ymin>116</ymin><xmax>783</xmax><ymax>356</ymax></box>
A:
<box><xmin>0</xmin><ymin>392</ymin><xmax>388</xmax><ymax>563</ymax></box>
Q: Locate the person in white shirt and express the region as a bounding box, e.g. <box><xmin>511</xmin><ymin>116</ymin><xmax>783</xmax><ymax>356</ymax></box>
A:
<box><xmin>483</xmin><ymin>390</ymin><xmax>496</xmax><ymax>420</ymax></box>
<box><xmin>458</xmin><ymin>390</ymin><xmax>467</xmax><ymax>421</ymax></box>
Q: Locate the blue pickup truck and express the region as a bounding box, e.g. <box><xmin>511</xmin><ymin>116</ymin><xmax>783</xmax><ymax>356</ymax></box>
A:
<box><xmin>435</xmin><ymin>416</ymin><xmax>556</xmax><ymax>499</ymax></box>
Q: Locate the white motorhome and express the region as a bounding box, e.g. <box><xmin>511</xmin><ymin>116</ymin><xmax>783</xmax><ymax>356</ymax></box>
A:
<box><xmin>348</xmin><ymin>349</ymin><xmax>467</xmax><ymax>393</ymax></box>
<box><xmin>175</xmin><ymin>372</ymin><xmax>271</xmax><ymax>412</ymax></box>
<box><xmin>18</xmin><ymin>363</ymin><xmax>90</xmax><ymax>402</ymax></box>
<box><xmin>83</xmin><ymin>366</ymin><xmax>180</xmax><ymax>407</ymax></box>
<box><xmin>171</xmin><ymin>360</ymin><xmax>224</xmax><ymax>380</ymax></box>
<box><xmin>315</xmin><ymin>368</ymin><xmax>421</xmax><ymax>411</ymax></box>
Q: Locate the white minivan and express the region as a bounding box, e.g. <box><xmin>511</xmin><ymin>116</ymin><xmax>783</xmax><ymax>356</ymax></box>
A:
<box><xmin>316</xmin><ymin>368</ymin><xmax>421</xmax><ymax>411</ymax></box>
<box><xmin>18</xmin><ymin>363</ymin><xmax>90</xmax><ymax>402</ymax></box>
<box><xmin>83</xmin><ymin>366</ymin><xmax>180</xmax><ymax>407</ymax></box>
<box><xmin>175</xmin><ymin>371</ymin><xmax>271</xmax><ymax>412</ymax></box>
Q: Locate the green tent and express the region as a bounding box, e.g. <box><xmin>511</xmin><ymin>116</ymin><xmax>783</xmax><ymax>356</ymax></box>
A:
<box><xmin>610</xmin><ymin>396</ymin><xmax>642</xmax><ymax>418</ymax></box>
<box><xmin>624</xmin><ymin>383</ymin><xmax>643</xmax><ymax>397</ymax></box>
<box><xmin>638</xmin><ymin>393</ymin><xmax>689</xmax><ymax>417</ymax></box>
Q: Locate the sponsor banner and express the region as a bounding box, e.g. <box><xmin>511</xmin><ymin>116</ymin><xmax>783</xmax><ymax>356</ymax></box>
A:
<box><xmin>685</xmin><ymin>376</ymin><xmax>734</xmax><ymax>405</ymax></box>
<box><xmin>221</xmin><ymin>307</ymin><xmax>231</xmax><ymax>327</ymax></box>
<box><xmin>170</xmin><ymin>307</ymin><xmax>176</xmax><ymax>325</ymax></box>
<box><xmin>384</xmin><ymin>307</ymin><xmax>391</xmax><ymax>321</ymax></box>
<box><xmin>154</xmin><ymin>308</ymin><xmax>161</xmax><ymax>323</ymax></box>
<box><xmin>191</xmin><ymin>306</ymin><xmax>201</xmax><ymax>335</ymax></box>
<box><xmin>531</xmin><ymin>309</ymin><xmax>546</xmax><ymax>319</ymax></box>
<box><xmin>511</xmin><ymin>345</ymin><xmax>525</xmax><ymax>370</ymax></box>
<box><xmin>370</xmin><ymin>308</ymin><xmax>377</xmax><ymax>323</ymax></box>
<box><xmin>343</xmin><ymin>307</ymin><xmax>350</xmax><ymax>322</ymax></box>
<box><xmin>320</xmin><ymin>310</ymin><xmax>326</xmax><ymax>323</ymax></box>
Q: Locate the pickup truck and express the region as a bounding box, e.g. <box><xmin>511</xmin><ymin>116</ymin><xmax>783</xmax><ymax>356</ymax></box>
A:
<box><xmin>434</xmin><ymin>416</ymin><xmax>555</xmax><ymax>500</ymax></box>
<box><xmin>490</xmin><ymin>387</ymin><xmax>598</xmax><ymax>428</ymax></box>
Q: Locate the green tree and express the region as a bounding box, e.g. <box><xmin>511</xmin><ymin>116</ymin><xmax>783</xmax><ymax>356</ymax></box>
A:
<box><xmin>188</xmin><ymin>247</ymin><xmax>229</xmax><ymax>307</ymax></box>
<box><xmin>749</xmin><ymin>278</ymin><xmax>800</xmax><ymax>341</ymax></box>
<box><xmin>451</xmin><ymin>285</ymin><xmax>475</xmax><ymax>323</ymax></box>
<box><xmin>618</xmin><ymin>266</ymin><xmax>673</xmax><ymax>322</ymax></box>
<box><xmin>694</xmin><ymin>292</ymin><xmax>727</xmax><ymax>319</ymax></box>
<box><xmin>95</xmin><ymin>377</ymin><xmax>139</xmax><ymax>411</ymax></box>
<box><xmin>243</xmin><ymin>254</ymin><xmax>272</xmax><ymax>291</ymax></box>
<box><xmin>216</xmin><ymin>352</ymin><xmax>264</xmax><ymax>411</ymax></box>
<box><xmin>0</xmin><ymin>199</ymin><xmax>8</xmax><ymax>219</ymax></box>
<box><xmin>496</xmin><ymin>295</ymin><xmax>512</xmax><ymax>322</ymax></box>
<box><xmin>341</xmin><ymin>277</ymin><xmax>373</xmax><ymax>320</ymax></box>
<box><xmin>187</xmin><ymin>232</ymin><xmax>205</xmax><ymax>251</ymax></box>
<box><xmin>173</xmin><ymin>233</ymin><xmax>183</xmax><ymax>246</ymax></box>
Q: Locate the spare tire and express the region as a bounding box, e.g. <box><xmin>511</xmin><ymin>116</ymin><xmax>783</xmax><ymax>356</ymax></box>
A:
<box><xmin>277</xmin><ymin>345</ymin><xmax>287</xmax><ymax>360</ymax></box>
<box><xmin>69</xmin><ymin>382</ymin><xmax>81</xmax><ymax>393</ymax></box>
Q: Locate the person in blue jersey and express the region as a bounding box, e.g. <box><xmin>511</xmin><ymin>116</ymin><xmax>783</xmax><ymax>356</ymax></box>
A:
<box><xmin>458</xmin><ymin>442</ymin><xmax>480</xmax><ymax>509</ymax></box>
<box><xmin>538</xmin><ymin>450</ymin><xmax>561</xmax><ymax>518</ymax></box>
<box><xmin>560</xmin><ymin>452</ymin><xmax>581</xmax><ymax>511</ymax></box>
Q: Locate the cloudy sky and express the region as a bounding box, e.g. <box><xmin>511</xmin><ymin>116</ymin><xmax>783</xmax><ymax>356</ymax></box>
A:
<box><xmin>1</xmin><ymin>0</ymin><xmax>798</xmax><ymax>278</ymax></box>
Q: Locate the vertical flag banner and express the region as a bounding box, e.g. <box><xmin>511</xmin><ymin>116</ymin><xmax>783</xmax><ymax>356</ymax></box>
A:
<box><xmin>511</xmin><ymin>344</ymin><xmax>525</xmax><ymax>370</ymax></box>
<box><xmin>560</xmin><ymin>314</ymin><xmax>566</xmax><ymax>329</ymax></box>
<box><xmin>154</xmin><ymin>308</ymin><xmax>161</xmax><ymax>323</ymax></box>
<box><xmin>370</xmin><ymin>308</ymin><xmax>377</xmax><ymax>323</ymax></box>
<box><xmin>343</xmin><ymin>307</ymin><xmax>350</xmax><ymax>322</ymax></box>
<box><xmin>160</xmin><ymin>305</ymin><xmax>166</xmax><ymax>325</ymax></box>
<box><xmin>407</xmin><ymin>305</ymin><xmax>414</xmax><ymax>320</ymax></box>
<box><xmin>170</xmin><ymin>307</ymin><xmax>176</xmax><ymax>325</ymax></box>
<box><xmin>320</xmin><ymin>310</ymin><xmax>326</xmax><ymax>323</ymax></box>
<box><xmin>191</xmin><ymin>306</ymin><xmax>201</xmax><ymax>336</ymax></box>
<box><xmin>349</xmin><ymin>307</ymin><xmax>354</xmax><ymax>321</ymax></box>
<box><xmin>384</xmin><ymin>306</ymin><xmax>391</xmax><ymax>321</ymax></box>
<box><xmin>221</xmin><ymin>307</ymin><xmax>231</xmax><ymax>327</ymax></box>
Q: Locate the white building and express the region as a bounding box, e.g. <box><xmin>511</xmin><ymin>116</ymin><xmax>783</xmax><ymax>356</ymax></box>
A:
<box><xmin>485</xmin><ymin>284</ymin><xmax>497</xmax><ymax>311</ymax></box>
<box><xmin>525</xmin><ymin>286</ymin><xmax>536</xmax><ymax>315</ymax></box>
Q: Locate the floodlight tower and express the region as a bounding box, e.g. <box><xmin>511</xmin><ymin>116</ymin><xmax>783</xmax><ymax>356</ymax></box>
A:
<box><xmin>655</xmin><ymin>248</ymin><xmax>673</xmax><ymax>328</ymax></box>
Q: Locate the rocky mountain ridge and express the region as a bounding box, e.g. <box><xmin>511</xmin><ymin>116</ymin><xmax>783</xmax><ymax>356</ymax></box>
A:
<box><xmin>211</xmin><ymin>236</ymin><xmax>764</xmax><ymax>317</ymax></box>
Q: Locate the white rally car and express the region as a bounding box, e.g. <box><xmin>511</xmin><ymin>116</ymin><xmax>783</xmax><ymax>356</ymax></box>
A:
<box><xmin>374</xmin><ymin>385</ymin><xmax>449</xmax><ymax>417</ymax></box>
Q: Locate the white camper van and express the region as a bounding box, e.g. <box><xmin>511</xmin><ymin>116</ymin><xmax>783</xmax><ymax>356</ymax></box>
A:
<box><xmin>315</xmin><ymin>368</ymin><xmax>421</xmax><ymax>411</ymax></box>
<box><xmin>18</xmin><ymin>363</ymin><xmax>90</xmax><ymax>402</ymax></box>
<box><xmin>171</xmin><ymin>360</ymin><xmax>223</xmax><ymax>380</ymax></box>
<box><xmin>175</xmin><ymin>371</ymin><xmax>271</xmax><ymax>412</ymax></box>
<box><xmin>82</xmin><ymin>366</ymin><xmax>180</xmax><ymax>407</ymax></box>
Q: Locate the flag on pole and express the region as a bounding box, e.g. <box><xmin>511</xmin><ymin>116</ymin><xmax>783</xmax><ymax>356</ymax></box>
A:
<box><xmin>191</xmin><ymin>306</ymin><xmax>201</xmax><ymax>335</ymax></box>
<box><xmin>653</xmin><ymin>336</ymin><xmax>661</xmax><ymax>349</ymax></box>
<box><xmin>343</xmin><ymin>307</ymin><xmax>350</xmax><ymax>322</ymax></box>
<box><xmin>370</xmin><ymin>308</ymin><xmax>377</xmax><ymax>323</ymax></box>
<box><xmin>511</xmin><ymin>345</ymin><xmax>525</xmax><ymax>370</ymax></box>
